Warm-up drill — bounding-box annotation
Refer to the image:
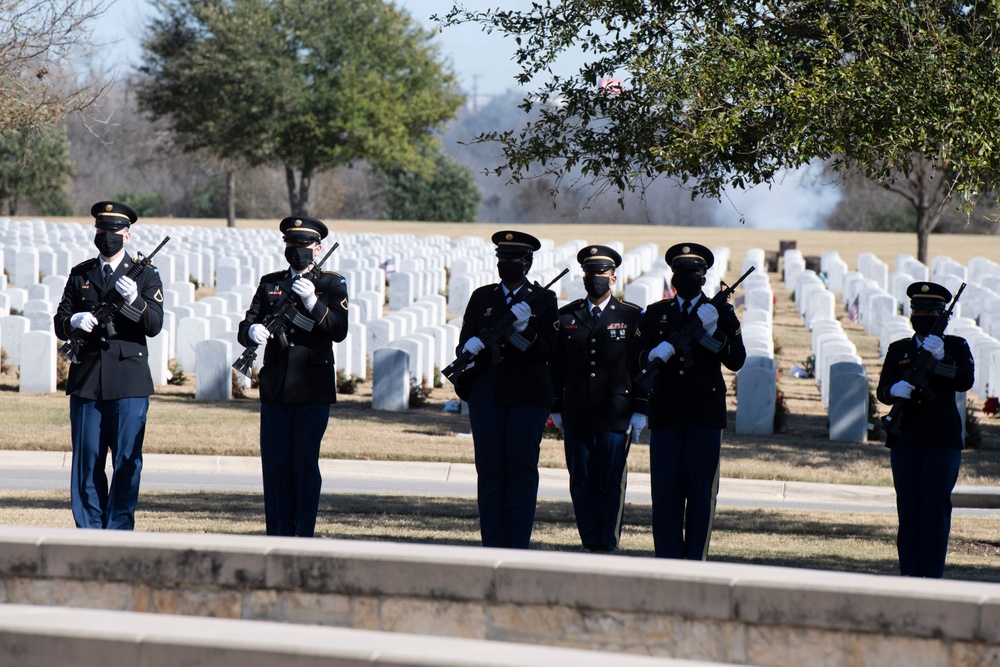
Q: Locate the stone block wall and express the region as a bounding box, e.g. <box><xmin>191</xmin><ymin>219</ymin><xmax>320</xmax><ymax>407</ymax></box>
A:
<box><xmin>0</xmin><ymin>526</ymin><xmax>998</xmax><ymax>667</ymax></box>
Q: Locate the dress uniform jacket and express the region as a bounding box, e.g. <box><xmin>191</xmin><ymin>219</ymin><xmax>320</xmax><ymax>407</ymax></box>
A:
<box><xmin>237</xmin><ymin>269</ymin><xmax>349</xmax><ymax>404</ymax></box>
<box><xmin>876</xmin><ymin>335</ymin><xmax>974</xmax><ymax>448</ymax></box>
<box><xmin>627</xmin><ymin>293</ymin><xmax>746</xmax><ymax>430</ymax></box>
<box><xmin>54</xmin><ymin>256</ymin><xmax>164</xmax><ymax>399</ymax></box>
<box><xmin>551</xmin><ymin>296</ymin><xmax>646</xmax><ymax>431</ymax></box>
<box><xmin>457</xmin><ymin>282</ymin><xmax>559</xmax><ymax>406</ymax></box>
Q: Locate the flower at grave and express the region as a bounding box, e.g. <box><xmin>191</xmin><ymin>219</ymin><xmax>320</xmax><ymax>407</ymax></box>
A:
<box><xmin>983</xmin><ymin>396</ymin><xmax>999</xmax><ymax>417</ymax></box>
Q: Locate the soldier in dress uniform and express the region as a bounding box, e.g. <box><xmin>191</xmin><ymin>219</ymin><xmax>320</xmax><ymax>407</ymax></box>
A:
<box><xmin>53</xmin><ymin>201</ymin><xmax>164</xmax><ymax>530</ymax></box>
<box><xmin>876</xmin><ymin>281</ymin><xmax>974</xmax><ymax>577</ymax></box>
<box><xmin>456</xmin><ymin>230</ymin><xmax>559</xmax><ymax>549</ymax></box>
<box><xmin>627</xmin><ymin>243</ymin><xmax>746</xmax><ymax>559</ymax></box>
<box><xmin>237</xmin><ymin>216</ymin><xmax>349</xmax><ymax>537</ymax></box>
<box><xmin>550</xmin><ymin>244</ymin><xmax>646</xmax><ymax>552</ymax></box>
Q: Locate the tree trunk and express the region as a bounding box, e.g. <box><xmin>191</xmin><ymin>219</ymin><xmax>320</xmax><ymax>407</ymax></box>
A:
<box><xmin>226</xmin><ymin>168</ymin><xmax>236</xmax><ymax>227</ymax></box>
<box><xmin>916</xmin><ymin>218</ymin><xmax>929</xmax><ymax>264</ymax></box>
<box><xmin>285</xmin><ymin>166</ymin><xmax>313</xmax><ymax>216</ymax></box>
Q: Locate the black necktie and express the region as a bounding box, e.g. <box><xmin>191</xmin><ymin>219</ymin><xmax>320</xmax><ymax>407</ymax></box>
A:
<box><xmin>681</xmin><ymin>301</ymin><xmax>691</xmax><ymax>317</ymax></box>
<box><xmin>591</xmin><ymin>305</ymin><xmax>600</xmax><ymax>322</ymax></box>
<box><xmin>102</xmin><ymin>264</ymin><xmax>113</xmax><ymax>292</ymax></box>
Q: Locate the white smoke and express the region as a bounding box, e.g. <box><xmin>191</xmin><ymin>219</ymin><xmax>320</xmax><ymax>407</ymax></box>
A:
<box><xmin>711</xmin><ymin>161</ymin><xmax>842</xmax><ymax>230</ymax></box>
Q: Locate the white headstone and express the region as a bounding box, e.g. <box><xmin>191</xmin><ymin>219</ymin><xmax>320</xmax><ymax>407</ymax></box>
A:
<box><xmin>372</xmin><ymin>347</ymin><xmax>409</xmax><ymax>411</ymax></box>
<box><xmin>18</xmin><ymin>330</ymin><xmax>56</xmax><ymax>393</ymax></box>
<box><xmin>195</xmin><ymin>339</ymin><xmax>233</xmax><ymax>401</ymax></box>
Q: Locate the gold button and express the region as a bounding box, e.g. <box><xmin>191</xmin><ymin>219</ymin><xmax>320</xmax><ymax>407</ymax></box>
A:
<box><xmin>290</xmin><ymin>343</ymin><xmax>295</xmax><ymax>347</ymax></box>
<box><xmin>290</xmin><ymin>328</ymin><xmax>296</xmax><ymax>334</ymax></box>
<box><xmin>138</xmin><ymin>352</ymin><xmax>142</xmax><ymax>357</ymax></box>
<box><xmin>590</xmin><ymin>373</ymin><xmax>596</xmax><ymax>378</ymax></box>
<box><xmin>590</xmin><ymin>350</ymin><xmax>596</xmax><ymax>354</ymax></box>
<box><xmin>591</xmin><ymin>338</ymin><xmax>596</xmax><ymax>343</ymax></box>
<box><xmin>591</xmin><ymin>361</ymin><xmax>596</xmax><ymax>366</ymax></box>
<box><xmin>679</xmin><ymin>370</ymin><xmax>685</xmax><ymax>375</ymax></box>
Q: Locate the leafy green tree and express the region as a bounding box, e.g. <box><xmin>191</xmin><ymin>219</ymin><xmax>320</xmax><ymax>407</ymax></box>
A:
<box><xmin>137</xmin><ymin>0</ymin><xmax>464</xmax><ymax>221</ymax></box>
<box><xmin>0</xmin><ymin>123</ymin><xmax>74</xmax><ymax>214</ymax></box>
<box><xmin>375</xmin><ymin>149</ymin><xmax>480</xmax><ymax>222</ymax></box>
<box><xmin>441</xmin><ymin>1</ymin><xmax>1000</xmax><ymax>261</ymax></box>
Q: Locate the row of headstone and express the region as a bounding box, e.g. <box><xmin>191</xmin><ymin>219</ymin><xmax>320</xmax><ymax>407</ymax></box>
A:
<box><xmin>784</xmin><ymin>249</ymin><xmax>869</xmax><ymax>442</ymax></box>
<box><xmin>735</xmin><ymin>249</ymin><xmax>776</xmax><ymax>435</ymax></box>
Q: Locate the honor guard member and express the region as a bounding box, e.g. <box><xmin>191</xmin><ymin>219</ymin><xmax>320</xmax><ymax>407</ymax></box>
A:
<box><xmin>627</xmin><ymin>243</ymin><xmax>746</xmax><ymax>559</ymax></box>
<box><xmin>550</xmin><ymin>245</ymin><xmax>647</xmax><ymax>552</ymax></box>
<box><xmin>53</xmin><ymin>201</ymin><xmax>164</xmax><ymax>530</ymax></box>
<box><xmin>237</xmin><ymin>216</ymin><xmax>349</xmax><ymax>537</ymax></box>
<box><xmin>876</xmin><ymin>282</ymin><xmax>974</xmax><ymax>577</ymax></box>
<box><xmin>457</xmin><ymin>230</ymin><xmax>559</xmax><ymax>549</ymax></box>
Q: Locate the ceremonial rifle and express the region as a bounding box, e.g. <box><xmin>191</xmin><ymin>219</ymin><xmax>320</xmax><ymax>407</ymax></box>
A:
<box><xmin>232</xmin><ymin>242</ymin><xmax>340</xmax><ymax>378</ymax></box>
<box><xmin>880</xmin><ymin>282</ymin><xmax>965</xmax><ymax>438</ymax></box>
<box><xmin>632</xmin><ymin>265</ymin><xmax>755</xmax><ymax>392</ymax></box>
<box><xmin>59</xmin><ymin>236</ymin><xmax>171</xmax><ymax>364</ymax></box>
<box><xmin>443</xmin><ymin>268</ymin><xmax>568</xmax><ymax>397</ymax></box>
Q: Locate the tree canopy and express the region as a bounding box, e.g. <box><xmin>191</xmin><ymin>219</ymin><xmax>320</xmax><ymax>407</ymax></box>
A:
<box><xmin>440</xmin><ymin>1</ymin><xmax>1000</xmax><ymax>216</ymax></box>
<box><xmin>0</xmin><ymin>123</ymin><xmax>74</xmax><ymax>215</ymax></box>
<box><xmin>137</xmin><ymin>0</ymin><xmax>465</xmax><ymax>217</ymax></box>
<box><xmin>0</xmin><ymin>0</ymin><xmax>109</xmax><ymax>132</ymax></box>
<box><xmin>374</xmin><ymin>148</ymin><xmax>481</xmax><ymax>222</ymax></box>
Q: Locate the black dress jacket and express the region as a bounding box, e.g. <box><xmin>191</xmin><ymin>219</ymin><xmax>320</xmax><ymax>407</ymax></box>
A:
<box><xmin>456</xmin><ymin>281</ymin><xmax>559</xmax><ymax>407</ymax></box>
<box><xmin>551</xmin><ymin>296</ymin><xmax>647</xmax><ymax>432</ymax></box>
<box><xmin>876</xmin><ymin>335</ymin><xmax>974</xmax><ymax>449</ymax></box>
<box><xmin>54</xmin><ymin>256</ymin><xmax>164</xmax><ymax>400</ymax></box>
<box><xmin>238</xmin><ymin>269</ymin><xmax>349</xmax><ymax>405</ymax></box>
<box><xmin>627</xmin><ymin>293</ymin><xmax>746</xmax><ymax>430</ymax></box>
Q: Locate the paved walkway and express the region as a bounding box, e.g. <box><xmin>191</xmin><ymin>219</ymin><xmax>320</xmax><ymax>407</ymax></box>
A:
<box><xmin>2</xmin><ymin>450</ymin><xmax>997</xmax><ymax>514</ymax></box>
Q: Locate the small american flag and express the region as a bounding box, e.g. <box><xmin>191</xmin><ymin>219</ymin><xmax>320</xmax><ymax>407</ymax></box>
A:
<box><xmin>848</xmin><ymin>296</ymin><xmax>860</xmax><ymax>323</ymax></box>
<box><xmin>379</xmin><ymin>258</ymin><xmax>396</xmax><ymax>275</ymax></box>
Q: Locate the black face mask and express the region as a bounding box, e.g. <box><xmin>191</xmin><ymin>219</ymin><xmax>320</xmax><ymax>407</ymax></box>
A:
<box><xmin>94</xmin><ymin>232</ymin><xmax>124</xmax><ymax>258</ymax></box>
<box><xmin>583</xmin><ymin>275</ymin><xmax>611</xmax><ymax>299</ymax></box>
<box><xmin>285</xmin><ymin>246</ymin><xmax>315</xmax><ymax>272</ymax></box>
<box><xmin>910</xmin><ymin>314</ymin><xmax>939</xmax><ymax>337</ymax></box>
<box><xmin>671</xmin><ymin>271</ymin><xmax>704</xmax><ymax>299</ymax></box>
<box><xmin>497</xmin><ymin>260</ymin><xmax>525</xmax><ymax>284</ymax></box>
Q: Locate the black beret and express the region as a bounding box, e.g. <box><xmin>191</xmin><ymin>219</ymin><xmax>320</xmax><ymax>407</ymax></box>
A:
<box><xmin>492</xmin><ymin>230</ymin><xmax>541</xmax><ymax>258</ymax></box>
<box><xmin>665</xmin><ymin>242</ymin><xmax>714</xmax><ymax>270</ymax></box>
<box><xmin>907</xmin><ymin>281</ymin><xmax>951</xmax><ymax>311</ymax></box>
<box><xmin>280</xmin><ymin>215</ymin><xmax>329</xmax><ymax>243</ymax></box>
<box><xmin>577</xmin><ymin>244</ymin><xmax>622</xmax><ymax>272</ymax></box>
<box><xmin>91</xmin><ymin>201</ymin><xmax>137</xmax><ymax>230</ymax></box>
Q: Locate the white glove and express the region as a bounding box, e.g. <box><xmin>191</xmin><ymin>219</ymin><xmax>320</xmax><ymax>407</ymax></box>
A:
<box><xmin>921</xmin><ymin>334</ymin><xmax>945</xmax><ymax>360</ymax></box>
<box><xmin>889</xmin><ymin>380</ymin><xmax>915</xmax><ymax>399</ymax></box>
<box><xmin>510</xmin><ymin>301</ymin><xmax>532</xmax><ymax>332</ymax></box>
<box><xmin>115</xmin><ymin>275</ymin><xmax>138</xmax><ymax>304</ymax></box>
<box><xmin>70</xmin><ymin>312</ymin><xmax>98</xmax><ymax>333</ymax></box>
<box><xmin>291</xmin><ymin>277</ymin><xmax>318</xmax><ymax>311</ymax></box>
<box><xmin>249</xmin><ymin>323</ymin><xmax>270</xmax><ymax>345</ymax></box>
<box><xmin>462</xmin><ymin>336</ymin><xmax>485</xmax><ymax>356</ymax></box>
<box><xmin>696</xmin><ymin>303</ymin><xmax>719</xmax><ymax>335</ymax></box>
<box><xmin>629</xmin><ymin>413</ymin><xmax>647</xmax><ymax>437</ymax></box>
<box><xmin>649</xmin><ymin>340</ymin><xmax>675</xmax><ymax>363</ymax></box>
<box><xmin>550</xmin><ymin>413</ymin><xmax>563</xmax><ymax>431</ymax></box>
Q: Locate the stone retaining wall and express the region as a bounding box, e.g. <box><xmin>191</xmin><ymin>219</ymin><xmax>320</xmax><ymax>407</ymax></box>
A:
<box><xmin>0</xmin><ymin>526</ymin><xmax>998</xmax><ymax>667</ymax></box>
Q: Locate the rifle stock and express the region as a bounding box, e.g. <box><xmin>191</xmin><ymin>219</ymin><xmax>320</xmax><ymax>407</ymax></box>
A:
<box><xmin>59</xmin><ymin>236</ymin><xmax>171</xmax><ymax>364</ymax></box>
<box><xmin>232</xmin><ymin>242</ymin><xmax>341</xmax><ymax>378</ymax></box>
<box><xmin>632</xmin><ymin>266</ymin><xmax>755</xmax><ymax>392</ymax></box>
<box><xmin>880</xmin><ymin>282</ymin><xmax>965</xmax><ymax>438</ymax></box>
<box><xmin>443</xmin><ymin>268</ymin><xmax>568</xmax><ymax>395</ymax></box>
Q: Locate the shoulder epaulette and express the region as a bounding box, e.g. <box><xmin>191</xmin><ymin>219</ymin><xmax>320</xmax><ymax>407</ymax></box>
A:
<box><xmin>559</xmin><ymin>298</ymin><xmax>585</xmax><ymax>315</ymax></box>
<box><xmin>71</xmin><ymin>258</ymin><xmax>99</xmax><ymax>273</ymax></box>
<box><xmin>618</xmin><ymin>299</ymin><xmax>643</xmax><ymax>311</ymax></box>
